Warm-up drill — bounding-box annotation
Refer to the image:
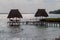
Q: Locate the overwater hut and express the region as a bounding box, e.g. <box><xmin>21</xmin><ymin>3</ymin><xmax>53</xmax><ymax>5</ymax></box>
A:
<box><xmin>7</xmin><ymin>9</ymin><xmax>23</xmax><ymax>26</ymax></box>
<box><xmin>34</xmin><ymin>9</ymin><xmax>48</xmax><ymax>25</ymax></box>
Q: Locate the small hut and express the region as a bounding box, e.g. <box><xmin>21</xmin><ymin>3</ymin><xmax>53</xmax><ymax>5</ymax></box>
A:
<box><xmin>7</xmin><ymin>9</ymin><xmax>23</xmax><ymax>26</ymax></box>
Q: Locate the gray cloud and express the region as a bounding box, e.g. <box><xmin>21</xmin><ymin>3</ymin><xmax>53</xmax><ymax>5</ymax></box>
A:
<box><xmin>0</xmin><ymin>0</ymin><xmax>60</xmax><ymax>13</ymax></box>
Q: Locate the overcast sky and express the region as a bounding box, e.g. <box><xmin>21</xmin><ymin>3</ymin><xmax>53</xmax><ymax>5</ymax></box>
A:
<box><xmin>0</xmin><ymin>0</ymin><xmax>60</xmax><ymax>13</ymax></box>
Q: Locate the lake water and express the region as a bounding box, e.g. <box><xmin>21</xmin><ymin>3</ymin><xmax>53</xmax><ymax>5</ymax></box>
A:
<box><xmin>0</xmin><ymin>14</ymin><xmax>60</xmax><ymax>19</ymax></box>
<box><xmin>0</xmin><ymin>14</ymin><xmax>60</xmax><ymax>40</ymax></box>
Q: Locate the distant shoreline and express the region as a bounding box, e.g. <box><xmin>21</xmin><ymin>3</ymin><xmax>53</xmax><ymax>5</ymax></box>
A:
<box><xmin>0</xmin><ymin>13</ymin><xmax>35</xmax><ymax>14</ymax></box>
<box><xmin>0</xmin><ymin>13</ymin><xmax>8</xmax><ymax>14</ymax></box>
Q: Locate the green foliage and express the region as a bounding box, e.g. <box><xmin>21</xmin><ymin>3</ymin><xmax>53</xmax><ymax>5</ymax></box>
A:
<box><xmin>49</xmin><ymin>9</ymin><xmax>60</xmax><ymax>14</ymax></box>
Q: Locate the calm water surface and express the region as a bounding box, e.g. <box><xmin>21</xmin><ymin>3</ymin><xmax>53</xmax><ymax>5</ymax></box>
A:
<box><xmin>0</xmin><ymin>14</ymin><xmax>60</xmax><ymax>40</ymax></box>
<box><xmin>0</xmin><ymin>18</ymin><xmax>60</xmax><ymax>40</ymax></box>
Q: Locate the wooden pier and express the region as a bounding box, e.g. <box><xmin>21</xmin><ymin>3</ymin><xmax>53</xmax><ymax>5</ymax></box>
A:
<box><xmin>7</xmin><ymin>19</ymin><xmax>60</xmax><ymax>27</ymax></box>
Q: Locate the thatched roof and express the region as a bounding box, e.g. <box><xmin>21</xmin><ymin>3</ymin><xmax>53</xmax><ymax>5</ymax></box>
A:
<box><xmin>7</xmin><ymin>9</ymin><xmax>23</xmax><ymax>18</ymax></box>
<box><xmin>35</xmin><ymin>9</ymin><xmax>48</xmax><ymax>17</ymax></box>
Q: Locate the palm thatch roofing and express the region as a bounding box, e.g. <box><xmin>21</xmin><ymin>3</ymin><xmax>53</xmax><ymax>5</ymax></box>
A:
<box><xmin>35</xmin><ymin>9</ymin><xmax>48</xmax><ymax>17</ymax></box>
<box><xmin>7</xmin><ymin>9</ymin><xmax>23</xmax><ymax>18</ymax></box>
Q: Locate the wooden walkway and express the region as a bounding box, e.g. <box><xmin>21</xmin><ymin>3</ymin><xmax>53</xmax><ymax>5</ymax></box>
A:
<box><xmin>7</xmin><ymin>19</ymin><xmax>60</xmax><ymax>27</ymax></box>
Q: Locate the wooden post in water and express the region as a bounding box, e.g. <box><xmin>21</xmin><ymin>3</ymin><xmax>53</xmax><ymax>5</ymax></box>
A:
<box><xmin>58</xmin><ymin>22</ymin><xmax>60</xmax><ymax>27</ymax></box>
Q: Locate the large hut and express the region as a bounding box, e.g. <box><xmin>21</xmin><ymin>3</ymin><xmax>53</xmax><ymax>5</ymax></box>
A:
<box><xmin>7</xmin><ymin>9</ymin><xmax>23</xmax><ymax>26</ymax></box>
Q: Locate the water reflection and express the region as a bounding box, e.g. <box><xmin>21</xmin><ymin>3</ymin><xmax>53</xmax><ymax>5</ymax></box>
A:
<box><xmin>34</xmin><ymin>24</ymin><xmax>48</xmax><ymax>29</ymax></box>
<box><xmin>8</xmin><ymin>26</ymin><xmax>23</xmax><ymax>34</ymax></box>
<box><xmin>33</xmin><ymin>22</ymin><xmax>60</xmax><ymax>28</ymax></box>
<box><xmin>1</xmin><ymin>18</ymin><xmax>60</xmax><ymax>40</ymax></box>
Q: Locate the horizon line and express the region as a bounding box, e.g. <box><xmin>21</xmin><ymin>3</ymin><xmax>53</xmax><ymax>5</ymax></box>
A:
<box><xmin>0</xmin><ymin>13</ymin><xmax>35</xmax><ymax>14</ymax></box>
